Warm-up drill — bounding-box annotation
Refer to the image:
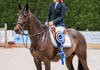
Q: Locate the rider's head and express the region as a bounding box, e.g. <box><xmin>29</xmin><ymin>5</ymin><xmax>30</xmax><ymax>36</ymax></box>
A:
<box><xmin>54</xmin><ymin>0</ymin><xmax>64</xmax><ymax>2</ymax></box>
<box><xmin>61</xmin><ymin>0</ymin><xmax>64</xmax><ymax>2</ymax></box>
<box><xmin>54</xmin><ymin>0</ymin><xmax>60</xmax><ymax>2</ymax></box>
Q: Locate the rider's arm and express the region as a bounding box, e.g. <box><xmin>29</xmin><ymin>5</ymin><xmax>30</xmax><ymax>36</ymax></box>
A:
<box><xmin>46</xmin><ymin>4</ymin><xmax>52</xmax><ymax>23</ymax></box>
<box><xmin>53</xmin><ymin>4</ymin><xmax>66</xmax><ymax>24</ymax></box>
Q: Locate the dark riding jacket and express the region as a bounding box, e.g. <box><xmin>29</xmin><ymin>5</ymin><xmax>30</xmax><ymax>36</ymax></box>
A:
<box><xmin>46</xmin><ymin>1</ymin><xmax>66</xmax><ymax>27</ymax></box>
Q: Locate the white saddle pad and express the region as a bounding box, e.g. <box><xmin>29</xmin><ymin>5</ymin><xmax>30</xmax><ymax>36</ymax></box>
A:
<box><xmin>49</xmin><ymin>26</ymin><xmax>72</xmax><ymax>48</ymax></box>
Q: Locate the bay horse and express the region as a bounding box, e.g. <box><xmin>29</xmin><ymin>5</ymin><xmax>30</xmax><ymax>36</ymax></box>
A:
<box><xmin>14</xmin><ymin>4</ymin><xmax>89</xmax><ymax>70</ymax></box>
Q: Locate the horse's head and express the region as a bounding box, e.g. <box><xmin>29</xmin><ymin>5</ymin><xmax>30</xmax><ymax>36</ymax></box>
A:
<box><xmin>14</xmin><ymin>3</ymin><xmax>29</xmax><ymax>34</ymax></box>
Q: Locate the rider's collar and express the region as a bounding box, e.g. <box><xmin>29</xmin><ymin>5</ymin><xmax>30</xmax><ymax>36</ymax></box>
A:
<box><xmin>55</xmin><ymin>2</ymin><xmax>59</xmax><ymax>4</ymax></box>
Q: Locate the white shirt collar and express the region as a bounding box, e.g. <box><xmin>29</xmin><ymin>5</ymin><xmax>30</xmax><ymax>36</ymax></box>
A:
<box><xmin>55</xmin><ymin>2</ymin><xmax>59</xmax><ymax>9</ymax></box>
<box><xmin>55</xmin><ymin>2</ymin><xmax>59</xmax><ymax>4</ymax></box>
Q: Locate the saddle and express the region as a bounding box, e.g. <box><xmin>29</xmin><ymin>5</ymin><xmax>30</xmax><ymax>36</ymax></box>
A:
<box><xmin>49</xmin><ymin>26</ymin><xmax>72</xmax><ymax>48</ymax></box>
<box><xmin>51</xmin><ymin>27</ymin><xmax>67</xmax><ymax>43</ymax></box>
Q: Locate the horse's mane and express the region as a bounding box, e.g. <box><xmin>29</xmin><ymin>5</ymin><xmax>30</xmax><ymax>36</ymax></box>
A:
<box><xmin>31</xmin><ymin>14</ymin><xmax>48</xmax><ymax>30</ymax></box>
<box><xmin>32</xmin><ymin>14</ymin><xmax>44</xmax><ymax>26</ymax></box>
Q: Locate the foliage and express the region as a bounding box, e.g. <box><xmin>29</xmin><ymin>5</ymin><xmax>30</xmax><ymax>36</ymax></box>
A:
<box><xmin>0</xmin><ymin>0</ymin><xmax>100</xmax><ymax>31</ymax></box>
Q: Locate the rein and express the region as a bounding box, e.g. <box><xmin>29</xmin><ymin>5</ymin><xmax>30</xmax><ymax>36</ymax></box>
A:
<box><xmin>18</xmin><ymin>26</ymin><xmax>47</xmax><ymax>49</ymax></box>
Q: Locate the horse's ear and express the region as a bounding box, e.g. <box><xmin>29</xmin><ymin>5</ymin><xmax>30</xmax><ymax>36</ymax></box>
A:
<box><xmin>18</xmin><ymin>3</ymin><xmax>22</xmax><ymax>10</ymax></box>
<box><xmin>25</xmin><ymin>3</ymin><xmax>29</xmax><ymax>11</ymax></box>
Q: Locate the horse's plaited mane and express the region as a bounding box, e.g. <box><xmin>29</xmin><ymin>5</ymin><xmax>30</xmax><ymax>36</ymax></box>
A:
<box><xmin>32</xmin><ymin>14</ymin><xmax>43</xmax><ymax>26</ymax></box>
<box><xmin>31</xmin><ymin>14</ymin><xmax>49</xmax><ymax>31</ymax></box>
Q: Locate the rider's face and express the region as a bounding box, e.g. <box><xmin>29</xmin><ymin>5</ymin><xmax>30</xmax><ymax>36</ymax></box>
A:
<box><xmin>54</xmin><ymin>0</ymin><xmax>60</xmax><ymax>2</ymax></box>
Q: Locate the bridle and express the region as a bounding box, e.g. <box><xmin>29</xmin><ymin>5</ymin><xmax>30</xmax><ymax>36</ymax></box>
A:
<box><xmin>16</xmin><ymin>12</ymin><xmax>47</xmax><ymax>49</ymax></box>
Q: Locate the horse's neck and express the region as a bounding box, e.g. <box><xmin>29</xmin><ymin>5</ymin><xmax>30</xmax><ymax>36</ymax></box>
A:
<box><xmin>27</xmin><ymin>12</ymin><xmax>47</xmax><ymax>47</ymax></box>
<box><xmin>28</xmin><ymin>13</ymin><xmax>44</xmax><ymax>34</ymax></box>
<box><xmin>27</xmin><ymin>13</ymin><xmax>54</xmax><ymax>53</ymax></box>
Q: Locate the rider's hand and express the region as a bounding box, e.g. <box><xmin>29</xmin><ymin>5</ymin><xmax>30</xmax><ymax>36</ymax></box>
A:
<box><xmin>48</xmin><ymin>21</ymin><xmax>53</xmax><ymax>26</ymax></box>
<box><xmin>45</xmin><ymin>22</ymin><xmax>48</xmax><ymax>25</ymax></box>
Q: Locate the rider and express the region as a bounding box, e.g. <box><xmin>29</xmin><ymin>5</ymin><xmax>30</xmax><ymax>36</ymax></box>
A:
<box><xmin>45</xmin><ymin>0</ymin><xmax>66</xmax><ymax>27</ymax></box>
<box><xmin>45</xmin><ymin>0</ymin><xmax>66</xmax><ymax>53</ymax></box>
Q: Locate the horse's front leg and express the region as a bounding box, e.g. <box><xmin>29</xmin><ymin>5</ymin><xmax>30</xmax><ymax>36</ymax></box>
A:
<box><xmin>34</xmin><ymin>56</ymin><xmax>42</xmax><ymax>70</ymax></box>
<box><xmin>30</xmin><ymin>48</ymin><xmax>42</xmax><ymax>70</ymax></box>
<box><xmin>43</xmin><ymin>57</ymin><xmax>50</xmax><ymax>70</ymax></box>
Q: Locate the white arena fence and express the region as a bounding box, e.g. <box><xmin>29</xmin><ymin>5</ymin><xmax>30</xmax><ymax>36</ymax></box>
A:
<box><xmin>0</xmin><ymin>30</ymin><xmax>100</xmax><ymax>48</ymax></box>
<box><xmin>0</xmin><ymin>24</ymin><xmax>7</xmax><ymax>47</ymax></box>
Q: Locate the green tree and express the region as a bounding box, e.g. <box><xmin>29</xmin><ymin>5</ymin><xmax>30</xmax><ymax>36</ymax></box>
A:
<box><xmin>0</xmin><ymin>0</ymin><xmax>100</xmax><ymax>31</ymax></box>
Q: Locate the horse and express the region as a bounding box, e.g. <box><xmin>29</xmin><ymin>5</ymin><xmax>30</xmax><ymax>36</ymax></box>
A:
<box><xmin>14</xmin><ymin>4</ymin><xmax>89</xmax><ymax>70</ymax></box>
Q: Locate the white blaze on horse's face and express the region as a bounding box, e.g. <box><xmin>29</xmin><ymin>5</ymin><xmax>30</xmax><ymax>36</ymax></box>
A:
<box><xmin>17</xmin><ymin>15</ymin><xmax>22</xmax><ymax>24</ymax></box>
<box><xmin>14</xmin><ymin>4</ymin><xmax>29</xmax><ymax>34</ymax></box>
<box><xmin>17</xmin><ymin>8</ymin><xmax>29</xmax><ymax>27</ymax></box>
<box><xmin>15</xmin><ymin>9</ymin><xmax>28</xmax><ymax>34</ymax></box>
<box><xmin>17</xmin><ymin>9</ymin><xmax>25</xmax><ymax>25</ymax></box>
